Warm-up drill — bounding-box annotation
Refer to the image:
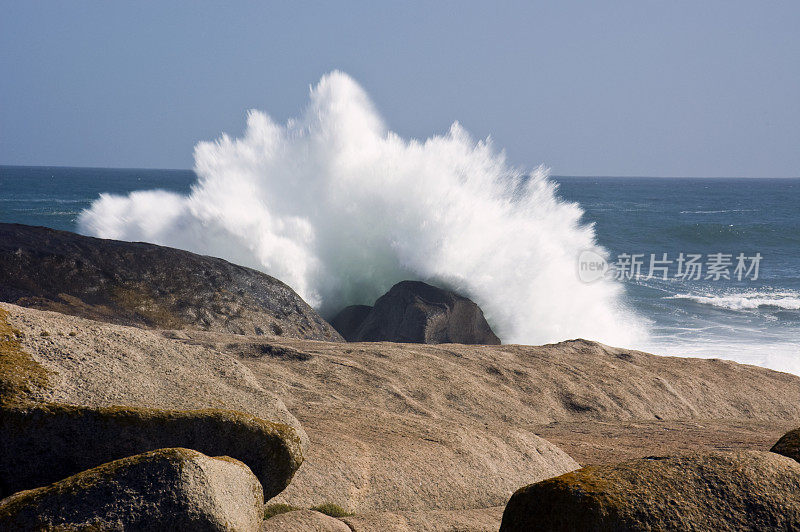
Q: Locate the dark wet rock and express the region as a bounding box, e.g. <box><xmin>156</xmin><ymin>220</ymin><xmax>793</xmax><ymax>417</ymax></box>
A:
<box><xmin>329</xmin><ymin>305</ymin><xmax>372</xmax><ymax>342</ymax></box>
<box><xmin>0</xmin><ymin>223</ymin><xmax>342</xmax><ymax>341</ymax></box>
<box><xmin>0</xmin><ymin>447</ymin><xmax>263</xmax><ymax>531</ymax></box>
<box><xmin>500</xmin><ymin>451</ymin><xmax>800</xmax><ymax>531</ymax></box>
<box><xmin>0</xmin><ymin>403</ymin><xmax>303</xmax><ymax>501</ymax></box>
<box><xmin>333</xmin><ymin>281</ymin><xmax>500</xmax><ymax>344</ymax></box>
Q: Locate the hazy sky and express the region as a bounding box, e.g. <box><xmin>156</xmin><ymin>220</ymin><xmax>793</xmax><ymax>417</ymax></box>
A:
<box><xmin>1</xmin><ymin>1</ymin><xmax>798</xmax><ymax>177</ymax></box>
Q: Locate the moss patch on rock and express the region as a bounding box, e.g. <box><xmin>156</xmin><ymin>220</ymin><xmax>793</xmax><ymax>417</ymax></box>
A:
<box><xmin>500</xmin><ymin>451</ymin><xmax>800</xmax><ymax>531</ymax></box>
<box><xmin>309</xmin><ymin>503</ymin><xmax>353</xmax><ymax>518</ymax></box>
<box><xmin>264</xmin><ymin>502</ymin><xmax>352</xmax><ymax>521</ymax></box>
<box><xmin>0</xmin><ymin>307</ymin><xmax>52</xmax><ymax>405</ymax></box>
<box><xmin>110</xmin><ymin>285</ymin><xmax>186</xmax><ymax>330</ymax></box>
<box><xmin>264</xmin><ymin>503</ymin><xmax>301</xmax><ymax>519</ymax></box>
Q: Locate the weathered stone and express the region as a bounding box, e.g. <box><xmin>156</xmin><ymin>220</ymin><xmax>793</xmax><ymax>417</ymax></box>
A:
<box><xmin>0</xmin><ymin>301</ymin><xmax>309</xmax><ymax>453</ymax></box>
<box><xmin>500</xmin><ymin>451</ymin><xmax>800</xmax><ymax>531</ymax></box>
<box><xmin>0</xmin><ymin>403</ymin><xmax>302</xmax><ymax>501</ymax></box>
<box><xmin>0</xmin><ymin>223</ymin><xmax>342</xmax><ymax>341</ymax></box>
<box><xmin>9</xmin><ymin>303</ymin><xmax>800</xmax><ymax>515</ymax></box>
<box><xmin>0</xmin><ymin>447</ymin><xmax>263</xmax><ymax>531</ymax></box>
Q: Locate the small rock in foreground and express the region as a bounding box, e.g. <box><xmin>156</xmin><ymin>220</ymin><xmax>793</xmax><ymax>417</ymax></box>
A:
<box><xmin>500</xmin><ymin>451</ymin><xmax>800</xmax><ymax>531</ymax></box>
<box><xmin>0</xmin><ymin>447</ymin><xmax>263</xmax><ymax>532</ymax></box>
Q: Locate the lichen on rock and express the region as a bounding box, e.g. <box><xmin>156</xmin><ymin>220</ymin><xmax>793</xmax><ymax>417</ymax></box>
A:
<box><xmin>0</xmin><ymin>307</ymin><xmax>52</xmax><ymax>405</ymax></box>
<box><xmin>500</xmin><ymin>451</ymin><xmax>800</xmax><ymax>531</ymax></box>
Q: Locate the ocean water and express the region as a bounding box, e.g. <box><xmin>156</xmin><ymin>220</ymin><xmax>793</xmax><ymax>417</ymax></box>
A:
<box><xmin>0</xmin><ymin>165</ymin><xmax>195</xmax><ymax>230</ymax></box>
<box><xmin>558</xmin><ymin>176</ymin><xmax>800</xmax><ymax>374</ymax></box>
<box><xmin>2</xmin><ymin>165</ymin><xmax>798</xmax><ymax>374</ymax></box>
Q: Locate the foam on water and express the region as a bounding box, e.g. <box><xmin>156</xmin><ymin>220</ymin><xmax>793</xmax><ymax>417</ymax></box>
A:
<box><xmin>642</xmin><ymin>339</ymin><xmax>800</xmax><ymax>376</ymax></box>
<box><xmin>670</xmin><ymin>291</ymin><xmax>800</xmax><ymax>311</ymax></box>
<box><xmin>79</xmin><ymin>71</ymin><xmax>646</xmax><ymax>345</ymax></box>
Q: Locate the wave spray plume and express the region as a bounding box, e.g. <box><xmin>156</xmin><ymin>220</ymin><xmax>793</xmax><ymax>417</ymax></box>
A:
<box><xmin>79</xmin><ymin>71</ymin><xmax>646</xmax><ymax>346</ymax></box>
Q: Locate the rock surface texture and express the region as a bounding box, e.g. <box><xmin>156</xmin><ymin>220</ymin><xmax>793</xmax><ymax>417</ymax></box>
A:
<box><xmin>0</xmin><ymin>302</ymin><xmax>308</xmax><ymax>446</ymax></box>
<box><xmin>1</xmin><ymin>303</ymin><xmax>576</xmax><ymax>512</ymax></box>
<box><xmin>331</xmin><ymin>280</ymin><xmax>500</xmax><ymax>344</ymax></box>
<box><xmin>0</xmin><ymin>304</ymin><xmax>304</xmax><ymax>500</ymax></box>
<box><xmin>199</xmin><ymin>332</ymin><xmax>800</xmax><ymax>513</ymax></box>
<box><xmin>0</xmin><ymin>448</ymin><xmax>264</xmax><ymax>532</ymax></box>
<box><xmin>0</xmin><ymin>223</ymin><xmax>342</xmax><ymax>341</ymax></box>
<box><xmin>500</xmin><ymin>451</ymin><xmax>800</xmax><ymax>531</ymax></box>
<box><xmin>6</xmin><ymin>302</ymin><xmax>800</xmax><ymax>525</ymax></box>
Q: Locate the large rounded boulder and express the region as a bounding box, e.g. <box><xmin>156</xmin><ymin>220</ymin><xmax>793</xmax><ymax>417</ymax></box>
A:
<box><xmin>500</xmin><ymin>451</ymin><xmax>800</xmax><ymax>531</ymax></box>
<box><xmin>0</xmin><ymin>223</ymin><xmax>342</xmax><ymax>341</ymax></box>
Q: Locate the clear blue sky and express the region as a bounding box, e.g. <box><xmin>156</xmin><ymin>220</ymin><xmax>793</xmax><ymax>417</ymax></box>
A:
<box><xmin>1</xmin><ymin>1</ymin><xmax>798</xmax><ymax>177</ymax></box>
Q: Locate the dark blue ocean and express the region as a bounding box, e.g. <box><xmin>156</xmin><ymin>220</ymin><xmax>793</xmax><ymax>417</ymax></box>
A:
<box><xmin>557</xmin><ymin>176</ymin><xmax>800</xmax><ymax>373</ymax></box>
<box><xmin>1</xmin><ymin>165</ymin><xmax>798</xmax><ymax>373</ymax></box>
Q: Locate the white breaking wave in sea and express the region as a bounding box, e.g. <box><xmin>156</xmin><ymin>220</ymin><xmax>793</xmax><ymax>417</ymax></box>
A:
<box><xmin>79</xmin><ymin>71</ymin><xmax>646</xmax><ymax>346</ymax></box>
<box><xmin>670</xmin><ymin>291</ymin><xmax>800</xmax><ymax>311</ymax></box>
<box><xmin>643</xmin><ymin>339</ymin><xmax>800</xmax><ymax>376</ymax></box>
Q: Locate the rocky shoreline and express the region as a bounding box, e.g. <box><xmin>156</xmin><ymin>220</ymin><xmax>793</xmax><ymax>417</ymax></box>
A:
<box><xmin>2</xmin><ymin>224</ymin><xmax>800</xmax><ymax>530</ymax></box>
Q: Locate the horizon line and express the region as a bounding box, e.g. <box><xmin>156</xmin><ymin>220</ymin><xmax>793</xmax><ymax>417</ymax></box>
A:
<box><xmin>1</xmin><ymin>163</ymin><xmax>798</xmax><ymax>180</ymax></box>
